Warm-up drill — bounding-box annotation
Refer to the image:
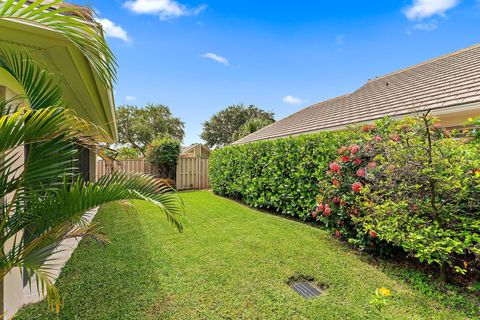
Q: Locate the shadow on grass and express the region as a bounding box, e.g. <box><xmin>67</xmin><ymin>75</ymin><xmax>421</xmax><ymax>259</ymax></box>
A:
<box><xmin>15</xmin><ymin>201</ymin><xmax>172</xmax><ymax>320</ymax></box>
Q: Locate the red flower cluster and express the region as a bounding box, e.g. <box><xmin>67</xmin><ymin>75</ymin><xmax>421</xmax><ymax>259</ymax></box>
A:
<box><xmin>332</xmin><ymin>178</ymin><xmax>341</xmax><ymax>188</ymax></box>
<box><xmin>338</xmin><ymin>146</ymin><xmax>348</xmax><ymax>155</ymax></box>
<box><xmin>352</xmin><ymin>182</ymin><xmax>362</xmax><ymax>193</ymax></box>
<box><xmin>356</xmin><ymin>168</ymin><xmax>366</xmax><ymax>177</ymax></box>
<box><xmin>349</xmin><ymin>144</ymin><xmax>360</xmax><ymax>155</ymax></box>
<box><xmin>329</xmin><ymin>162</ymin><xmax>341</xmax><ymax>173</ymax></box>
<box><xmin>362</xmin><ymin>124</ymin><xmax>376</xmax><ymax>132</ymax></box>
<box><xmin>313</xmin><ymin>203</ymin><xmax>332</xmax><ymax>217</ymax></box>
<box><xmin>324</xmin><ymin>205</ymin><xmax>332</xmax><ymax>216</ymax></box>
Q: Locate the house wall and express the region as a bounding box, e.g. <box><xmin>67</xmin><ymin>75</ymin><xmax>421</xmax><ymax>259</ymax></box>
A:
<box><xmin>432</xmin><ymin>104</ymin><xmax>480</xmax><ymax>128</ymax></box>
<box><xmin>0</xmin><ymin>86</ymin><xmax>25</xmax><ymax>320</ymax></box>
<box><xmin>180</xmin><ymin>145</ymin><xmax>211</xmax><ymax>159</ymax></box>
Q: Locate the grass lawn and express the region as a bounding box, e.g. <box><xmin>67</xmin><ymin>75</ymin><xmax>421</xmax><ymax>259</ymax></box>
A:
<box><xmin>16</xmin><ymin>191</ymin><xmax>469</xmax><ymax>319</ymax></box>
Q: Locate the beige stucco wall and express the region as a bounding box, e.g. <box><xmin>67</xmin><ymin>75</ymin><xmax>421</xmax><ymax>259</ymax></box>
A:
<box><xmin>432</xmin><ymin>105</ymin><xmax>480</xmax><ymax>128</ymax></box>
<box><xmin>0</xmin><ymin>86</ymin><xmax>25</xmax><ymax>320</ymax></box>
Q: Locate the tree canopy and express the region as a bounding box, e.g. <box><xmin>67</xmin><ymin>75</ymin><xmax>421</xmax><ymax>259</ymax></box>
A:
<box><xmin>201</xmin><ymin>104</ymin><xmax>275</xmax><ymax>148</ymax></box>
<box><xmin>116</xmin><ymin>104</ymin><xmax>185</xmax><ymax>156</ymax></box>
<box><xmin>232</xmin><ymin>118</ymin><xmax>274</xmax><ymax>142</ymax></box>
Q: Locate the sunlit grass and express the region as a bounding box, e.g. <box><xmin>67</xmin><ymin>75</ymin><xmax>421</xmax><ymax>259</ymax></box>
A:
<box><xmin>16</xmin><ymin>191</ymin><xmax>467</xmax><ymax>319</ymax></box>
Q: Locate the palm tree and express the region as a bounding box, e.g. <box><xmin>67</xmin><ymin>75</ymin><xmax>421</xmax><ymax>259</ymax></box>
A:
<box><xmin>232</xmin><ymin>118</ymin><xmax>274</xmax><ymax>141</ymax></box>
<box><xmin>0</xmin><ymin>1</ymin><xmax>184</xmax><ymax>313</ymax></box>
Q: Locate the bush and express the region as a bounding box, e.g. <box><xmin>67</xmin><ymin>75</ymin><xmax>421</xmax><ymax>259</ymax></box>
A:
<box><xmin>210</xmin><ymin>131</ymin><xmax>352</xmax><ymax>217</ymax></box>
<box><xmin>146</xmin><ymin>137</ymin><xmax>181</xmax><ymax>170</ymax></box>
<box><xmin>211</xmin><ymin>114</ymin><xmax>480</xmax><ymax>278</ymax></box>
<box><xmin>314</xmin><ymin>116</ymin><xmax>480</xmax><ymax>276</ymax></box>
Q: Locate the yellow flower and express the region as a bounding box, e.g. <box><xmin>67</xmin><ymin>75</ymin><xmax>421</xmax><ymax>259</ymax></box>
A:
<box><xmin>378</xmin><ymin>287</ymin><xmax>392</xmax><ymax>297</ymax></box>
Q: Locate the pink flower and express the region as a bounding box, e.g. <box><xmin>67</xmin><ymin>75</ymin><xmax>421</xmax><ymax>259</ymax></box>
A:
<box><xmin>332</xmin><ymin>179</ymin><xmax>341</xmax><ymax>188</ymax></box>
<box><xmin>340</xmin><ymin>155</ymin><xmax>350</xmax><ymax>163</ymax></box>
<box><xmin>354</xmin><ymin>158</ymin><xmax>362</xmax><ymax>165</ymax></box>
<box><xmin>367</xmin><ymin>161</ymin><xmax>377</xmax><ymax>169</ymax></box>
<box><xmin>352</xmin><ymin>182</ymin><xmax>362</xmax><ymax>193</ymax></box>
<box><xmin>391</xmin><ymin>134</ymin><xmax>400</xmax><ymax>142</ymax></box>
<box><xmin>332</xmin><ymin>197</ymin><xmax>340</xmax><ymax>204</ymax></box>
<box><xmin>349</xmin><ymin>144</ymin><xmax>360</xmax><ymax>155</ymax></box>
<box><xmin>338</xmin><ymin>146</ymin><xmax>348</xmax><ymax>155</ymax></box>
<box><xmin>433</xmin><ymin>122</ymin><xmax>441</xmax><ymax>129</ymax></box>
<box><xmin>373</xmin><ymin>136</ymin><xmax>382</xmax><ymax>142</ymax></box>
<box><xmin>356</xmin><ymin>168</ymin><xmax>366</xmax><ymax>177</ymax></box>
<box><xmin>335</xmin><ymin>230</ymin><xmax>341</xmax><ymax>238</ymax></box>
<box><xmin>312</xmin><ymin>211</ymin><xmax>318</xmax><ymax>219</ymax></box>
<box><xmin>318</xmin><ymin>203</ymin><xmax>325</xmax><ymax>212</ymax></box>
<box><xmin>329</xmin><ymin>162</ymin><xmax>341</xmax><ymax>173</ymax></box>
<box><xmin>324</xmin><ymin>205</ymin><xmax>332</xmax><ymax>216</ymax></box>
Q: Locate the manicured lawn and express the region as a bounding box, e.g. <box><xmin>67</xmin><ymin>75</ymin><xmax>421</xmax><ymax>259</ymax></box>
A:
<box><xmin>16</xmin><ymin>191</ymin><xmax>468</xmax><ymax>319</ymax></box>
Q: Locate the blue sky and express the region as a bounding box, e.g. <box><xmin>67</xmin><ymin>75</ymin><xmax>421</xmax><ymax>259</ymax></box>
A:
<box><xmin>74</xmin><ymin>0</ymin><xmax>480</xmax><ymax>145</ymax></box>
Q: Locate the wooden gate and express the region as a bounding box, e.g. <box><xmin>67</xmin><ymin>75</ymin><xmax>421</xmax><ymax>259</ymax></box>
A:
<box><xmin>176</xmin><ymin>158</ymin><xmax>209</xmax><ymax>190</ymax></box>
<box><xmin>96</xmin><ymin>158</ymin><xmax>210</xmax><ymax>191</ymax></box>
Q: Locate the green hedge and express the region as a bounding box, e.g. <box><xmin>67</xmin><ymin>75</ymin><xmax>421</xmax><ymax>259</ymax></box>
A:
<box><xmin>209</xmin><ymin>131</ymin><xmax>351</xmax><ymax>217</ymax></box>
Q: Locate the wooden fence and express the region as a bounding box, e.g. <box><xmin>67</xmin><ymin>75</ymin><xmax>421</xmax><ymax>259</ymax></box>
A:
<box><xmin>96</xmin><ymin>158</ymin><xmax>210</xmax><ymax>191</ymax></box>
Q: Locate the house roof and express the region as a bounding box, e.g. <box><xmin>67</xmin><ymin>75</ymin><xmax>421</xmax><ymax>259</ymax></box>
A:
<box><xmin>181</xmin><ymin>143</ymin><xmax>211</xmax><ymax>154</ymax></box>
<box><xmin>233</xmin><ymin>44</ymin><xmax>480</xmax><ymax>145</ymax></box>
<box><xmin>0</xmin><ymin>2</ymin><xmax>117</xmax><ymax>142</ymax></box>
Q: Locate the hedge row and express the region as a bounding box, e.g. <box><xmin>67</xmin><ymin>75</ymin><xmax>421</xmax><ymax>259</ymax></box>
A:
<box><xmin>209</xmin><ymin>131</ymin><xmax>352</xmax><ymax>217</ymax></box>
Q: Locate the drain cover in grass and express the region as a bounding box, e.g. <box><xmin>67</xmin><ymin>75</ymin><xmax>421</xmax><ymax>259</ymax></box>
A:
<box><xmin>290</xmin><ymin>280</ymin><xmax>323</xmax><ymax>298</ymax></box>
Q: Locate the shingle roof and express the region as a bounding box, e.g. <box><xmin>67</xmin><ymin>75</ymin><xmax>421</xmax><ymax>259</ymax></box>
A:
<box><xmin>233</xmin><ymin>44</ymin><xmax>480</xmax><ymax>145</ymax></box>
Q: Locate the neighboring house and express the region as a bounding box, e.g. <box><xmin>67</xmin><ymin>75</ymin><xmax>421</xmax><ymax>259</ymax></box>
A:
<box><xmin>234</xmin><ymin>44</ymin><xmax>480</xmax><ymax>145</ymax></box>
<box><xmin>0</xmin><ymin>4</ymin><xmax>115</xmax><ymax>318</ymax></box>
<box><xmin>180</xmin><ymin>143</ymin><xmax>211</xmax><ymax>158</ymax></box>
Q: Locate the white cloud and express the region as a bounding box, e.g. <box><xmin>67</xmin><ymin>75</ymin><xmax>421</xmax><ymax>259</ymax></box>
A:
<box><xmin>124</xmin><ymin>0</ymin><xmax>206</xmax><ymax>19</ymax></box>
<box><xmin>412</xmin><ymin>21</ymin><xmax>438</xmax><ymax>31</ymax></box>
<box><xmin>201</xmin><ymin>53</ymin><xmax>229</xmax><ymax>66</ymax></box>
<box><xmin>97</xmin><ymin>18</ymin><xmax>130</xmax><ymax>42</ymax></box>
<box><xmin>404</xmin><ymin>0</ymin><xmax>460</xmax><ymax>20</ymax></box>
<box><xmin>126</xmin><ymin>96</ymin><xmax>137</xmax><ymax>101</ymax></box>
<box><xmin>283</xmin><ymin>96</ymin><xmax>304</xmax><ymax>105</ymax></box>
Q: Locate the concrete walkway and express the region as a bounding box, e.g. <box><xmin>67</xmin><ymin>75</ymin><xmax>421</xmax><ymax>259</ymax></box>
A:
<box><xmin>22</xmin><ymin>208</ymin><xmax>99</xmax><ymax>306</ymax></box>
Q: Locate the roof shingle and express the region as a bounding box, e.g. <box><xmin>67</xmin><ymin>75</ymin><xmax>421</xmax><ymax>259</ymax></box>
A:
<box><xmin>233</xmin><ymin>44</ymin><xmax>480</xmax><ymax>144</ymax></box>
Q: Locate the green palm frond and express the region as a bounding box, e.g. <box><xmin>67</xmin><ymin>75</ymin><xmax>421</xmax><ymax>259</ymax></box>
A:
<box><xmin>0</xmin><ymin>4</ymin><xmax>184</xmax><ymax>312</ymax></box>
<box><xmin>30</xmin><ymin>172</ymin><xmax>184</xmax><ymax>234</ymax></box>
<box><xmin>0</xmin><ymin>107</ymin><xmax>87</xmax><ymax>153</ymax></box>
<box><xmin>0</xmin><ymin>45</ymin><xmax>63</xmax><ymax>109</ymax></box>
<box><xmin>0</xmin><ymin>0</ymin><xmax>117</xmax><ymax>85</ymax></box>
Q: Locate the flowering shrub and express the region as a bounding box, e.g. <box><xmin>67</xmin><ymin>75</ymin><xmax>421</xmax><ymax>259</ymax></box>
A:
<box><xmin>211</xmin><ymin>113</ymin><xmax>480</xmax><ymax>279</ymax></box>
<box><xmin>313</xmin><ymin>122</ymin><xmax>386</xmax><ymax>249</ymax></box>
<box><xmin>314</xmin><ymin>115</ymin><xmax>480</xmax><ymax>277</ymax></box>
<box><xmin>357</xmin><ymin>115</ymin><xmax>480</xmax><ymax>276</ymax></box>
